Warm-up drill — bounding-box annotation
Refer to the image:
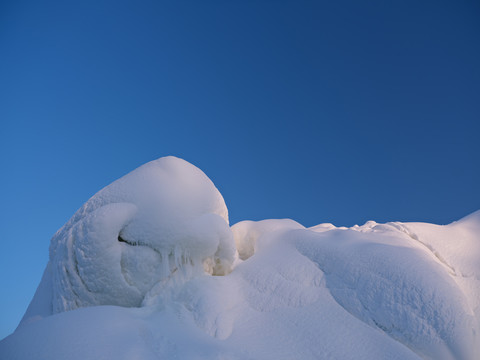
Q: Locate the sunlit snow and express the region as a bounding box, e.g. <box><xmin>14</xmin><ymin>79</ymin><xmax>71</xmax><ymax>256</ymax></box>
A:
<box><xmin>1</xmin><ymin>157</ymin><xmax>478</xmax><ymax>360</ymax></box>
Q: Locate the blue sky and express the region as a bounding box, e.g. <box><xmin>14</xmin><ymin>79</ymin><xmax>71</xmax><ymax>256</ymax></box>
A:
<box><xmin>1</xmin><ymin>0</ymin><xmax>479</xmax><ymax>339</ymax></box>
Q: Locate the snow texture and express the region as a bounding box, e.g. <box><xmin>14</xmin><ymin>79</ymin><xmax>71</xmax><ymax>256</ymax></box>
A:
<box><xmin>1</xmin><ymin>157</ymin><xmax>479</xmax><ymax>360</ymax></box>
<box><xmin>19</xmin><ymin>156</ymin><xmax>235</xmax><ymax>325</ymax></box>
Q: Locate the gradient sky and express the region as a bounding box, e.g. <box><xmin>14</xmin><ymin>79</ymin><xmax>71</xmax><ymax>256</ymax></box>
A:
<box><xmin>1</xmin><ymin>0</ymin><xmax>479</xmax><ymax>340</ymax></box>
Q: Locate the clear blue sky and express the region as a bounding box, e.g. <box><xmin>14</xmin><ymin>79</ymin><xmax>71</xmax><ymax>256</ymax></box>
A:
<box><xmin>1</xmin><ymin>0</ymin><xmax>479</xmax><ymax>340</ymax></box>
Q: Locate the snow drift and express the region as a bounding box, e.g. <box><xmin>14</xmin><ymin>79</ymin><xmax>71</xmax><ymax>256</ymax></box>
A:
<box><xmin>20</xmin><ymin>156</ymin><xmax>236</xmax><ymax>324</ymax></box>
<box><xmin>1</xmin><ymin>157</ymin><xmax>479</xmax><ymax>360</ymax></box>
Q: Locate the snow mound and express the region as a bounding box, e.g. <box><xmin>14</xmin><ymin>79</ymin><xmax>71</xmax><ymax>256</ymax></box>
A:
<box><xmin>231</xmin><ymin>218</ymin><xmax>304</xmax><ymax>260</ymax></box>
<box><xmin>2</xmin><ymin>158</ymin><xmax>479</xmax><ymax>360</ymax></box>
<box><xmin>20</xmin><ymin>156</ymin><xmax>236</xmax><ymax>325</ymax></box>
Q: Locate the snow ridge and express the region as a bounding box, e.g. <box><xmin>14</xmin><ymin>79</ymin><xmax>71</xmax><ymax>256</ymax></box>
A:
<box><xmin>1</xmin><ymin>157</ymin><xmax>478</xmax><ymax>360</ymax></box>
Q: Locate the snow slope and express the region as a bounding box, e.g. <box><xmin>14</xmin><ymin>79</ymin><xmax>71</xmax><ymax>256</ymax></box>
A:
<box><xmin>1</xmin><ymin>157</ymin><xmax>479</xmax><ymax>360</ymax></box>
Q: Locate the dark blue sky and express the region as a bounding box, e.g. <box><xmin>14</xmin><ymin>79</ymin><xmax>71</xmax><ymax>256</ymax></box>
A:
<box><xmin>1</xmin><ymin>0</ymin><xmax>479</xmax><ymax>339</ymax></box>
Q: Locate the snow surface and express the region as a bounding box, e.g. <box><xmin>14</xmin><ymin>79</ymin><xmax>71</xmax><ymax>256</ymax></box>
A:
<box><xmin>19</xmin><ymin>156</ymin><xmax>236</xmax><ymax>323</ymax></box>
<box><xmin>1</xmin><ymin>157</ymin><xmax>479</xmax><ymax>360</ymax></box>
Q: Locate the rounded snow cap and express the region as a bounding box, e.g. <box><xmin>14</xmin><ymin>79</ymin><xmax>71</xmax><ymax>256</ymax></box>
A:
<box><xmin>28</xmin><ymin>157</ymin><xmax>236</xmax><ymax>317</ymax></box>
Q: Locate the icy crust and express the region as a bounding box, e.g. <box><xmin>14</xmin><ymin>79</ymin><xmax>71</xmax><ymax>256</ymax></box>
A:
<box><xmin>20</xmin><ymin>157</ymin><xmax>236</xmax><ymax>323</ymax></box>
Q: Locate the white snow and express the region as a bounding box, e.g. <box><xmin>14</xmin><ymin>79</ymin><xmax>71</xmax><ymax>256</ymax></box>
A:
<box><xmin>19</xmin><ymin>156</ymin><xmax>235</xmax><ymax>323</ymax></box>
<box><xmin>231</xmin><ymin>218</ymin><xmax>304</xmax><ymax>260</ymax></box>
<box><xmin>1</xmin><ymin>157</ymin><xmax>479</xmax><ymax>360</ymax></box>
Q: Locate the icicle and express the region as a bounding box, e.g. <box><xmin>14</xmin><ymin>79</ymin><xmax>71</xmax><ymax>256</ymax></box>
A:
<box><xmin>161</xmin><ymin>250</ymin><xmax>169</xmax><ymax>279</ymax></box>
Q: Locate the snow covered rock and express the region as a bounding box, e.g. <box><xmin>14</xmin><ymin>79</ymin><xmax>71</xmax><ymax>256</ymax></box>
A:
<box><xmin>20</xmin><ymin>156</ymin><xmax>236</xmax><ymax>325</ymax></box>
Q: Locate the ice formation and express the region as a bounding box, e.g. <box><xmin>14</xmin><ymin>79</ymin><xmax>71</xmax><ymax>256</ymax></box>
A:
<box><xmin>20</xmin><ymin>156</ymin><xmax>236</xmax><ymax>324</ymax></box>
<box><xmin>1</xmin><ymin>157</ymin><xmax>479</xmax><ymax>360</ymax></box>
